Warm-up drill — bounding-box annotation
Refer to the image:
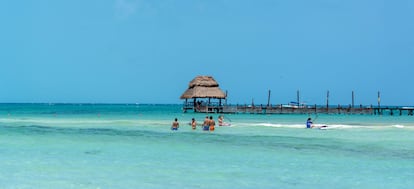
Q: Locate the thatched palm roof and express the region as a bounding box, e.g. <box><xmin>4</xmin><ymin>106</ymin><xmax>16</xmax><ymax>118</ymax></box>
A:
<box><xmin>180</xmin><ymin>76</ymin><xmax>226</xmax><ymax>99</ymax></box>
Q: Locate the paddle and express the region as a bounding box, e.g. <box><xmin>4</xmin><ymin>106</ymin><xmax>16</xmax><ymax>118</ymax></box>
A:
<box><xmin>313</xmin><ymin>114</ymin><xmax>319</xmax><ymax>122</ymax></box>
<box><xmin>312</xmin><ymin>114</ymin><xmax>328</xmax><ymax>129</ymax></box>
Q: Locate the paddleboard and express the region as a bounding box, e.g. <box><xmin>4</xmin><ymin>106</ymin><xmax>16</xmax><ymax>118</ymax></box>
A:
<box><xmin>319</xmin><ymin>125</ymin><xmax>328</xmax><ymax>130</ymax></box>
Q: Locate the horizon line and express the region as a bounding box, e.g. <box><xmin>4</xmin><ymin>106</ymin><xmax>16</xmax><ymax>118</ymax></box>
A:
<box><xmin>0</xmin><ymin>102</ymin><xmax>413</xmax><ymax>107</ymax></box>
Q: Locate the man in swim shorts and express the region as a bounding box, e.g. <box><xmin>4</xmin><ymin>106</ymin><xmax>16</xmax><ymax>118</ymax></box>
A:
<box><xmin>203</xmin><ymin>116</ymin><xmax>210</xmax><ymax>131</ymax></box>
<box><xmin>171</xmin><ymin>118</ymin><xmax>179</xmax><ymax>131</ymax></box>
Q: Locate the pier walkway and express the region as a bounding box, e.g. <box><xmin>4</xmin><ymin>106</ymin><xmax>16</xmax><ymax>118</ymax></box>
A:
<box><xmin>183</xmin><ymin>103</ymin><xmax>414</xmax><ymax>116</ymax></box>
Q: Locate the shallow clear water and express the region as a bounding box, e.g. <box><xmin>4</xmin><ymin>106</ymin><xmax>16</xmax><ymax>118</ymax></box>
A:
<box><xmin>0</xmin><ymin>104</ymin><xmax>413</xmax><ymax>188</ymax></box>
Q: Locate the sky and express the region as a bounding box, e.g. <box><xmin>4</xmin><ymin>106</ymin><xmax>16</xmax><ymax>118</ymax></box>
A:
<box><xmin>0</xmin><ymin>0</ymin><xmax>413</xmax><ymax>105</ymax></box>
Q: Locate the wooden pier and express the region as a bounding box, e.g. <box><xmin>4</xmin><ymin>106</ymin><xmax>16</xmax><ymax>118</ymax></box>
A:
<box><xmin>183</xmin><ymin>103</ymin><xmax>414</xmax><ymax>116</ymax></box>
<box><xmin>180</xmin><ymin>77</ymin><xmax>413</xmax><ymax>116</ymax></box>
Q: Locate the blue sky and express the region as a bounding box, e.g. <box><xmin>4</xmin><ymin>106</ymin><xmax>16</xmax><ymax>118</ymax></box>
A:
<box><xmin>0</xmin><ymin>0</ymin><xmax>413</xmax><ymax>105</ymax></box>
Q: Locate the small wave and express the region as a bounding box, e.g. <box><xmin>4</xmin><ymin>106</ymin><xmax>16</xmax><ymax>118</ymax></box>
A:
<box><xmin>392</xmin><ymin>125</ymin><xmax>405</xmax><ymax>128</ymax></box>
<box><xmin>246</xmin><ymin>123</ymin><xmax>307</xmax><ymax>129</ymax></box>
<box><xmin>0</xmin><ymin>118</ymin><xmax>174</xmax><ymax>129</ymax></box>
<box><xmin>0</xmin><ymin>118</ymin><xmax>139</xmax><ymax>125</ymax></box>
<box><xmin>316</xmin><ymin>124</ymin><xmax>364</xmax><ymax>129</ymax></box>
<box><xmin>255</xmin><ymin>123</ymin><xmax>283</xmax><ymax>127</ymax></box>
<box><xmin>236</xmin><ymin>122</ymin><xmax>406</xmax><ymax>130</ymax></box>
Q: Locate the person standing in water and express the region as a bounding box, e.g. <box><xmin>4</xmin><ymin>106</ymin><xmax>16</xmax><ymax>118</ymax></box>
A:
<box><xmin>218</xmin><ymin>115</ymin><xmax>224</xmax><ymax>126</ymax></box>
<box><xmin>306</xmin><ymin>117</ymin><xmax>313</xmax><ymax>128</ymax></box>
<box><xmin>191</xmin><ymin>118</ymin><xmax>197</xmax><ymax>130</ymax></box>
<box><xmin>171</xmin><ymin>118</ymin><xmax>179</xmax><ymax>131</ymax></box>
<box><xmin>203</xmin><ymin>116</ymin><xmax>210</xmax><ymax>131</ymax></box>
<box><xmin>209</xmin><ymin>116</ymin><xmax>215</xmax><ymax>131</ymax></box>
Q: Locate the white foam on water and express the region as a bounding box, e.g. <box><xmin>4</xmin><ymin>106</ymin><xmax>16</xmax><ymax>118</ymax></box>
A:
<box><xmin>230</xmin><ymin>121</ymin><xmax>413</xmax><ymax>130</ymax></box>
<box><xmin>392</xmin><ymin>124</ymin><xmax>405</xmax><ymax>128</ymax></box>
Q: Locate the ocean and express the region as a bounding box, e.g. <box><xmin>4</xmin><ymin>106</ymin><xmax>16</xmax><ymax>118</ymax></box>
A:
<box><xmin>0</xmin><ymin>104</ymin><xmax>413</xmax><ymax>189</ymax></box>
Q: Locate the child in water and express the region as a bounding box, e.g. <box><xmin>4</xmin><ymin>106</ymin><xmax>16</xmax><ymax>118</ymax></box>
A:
<box><xmin>191</xmin><ymin>118</ymin><xmax>197</xmax><ymax>130</ymax></box>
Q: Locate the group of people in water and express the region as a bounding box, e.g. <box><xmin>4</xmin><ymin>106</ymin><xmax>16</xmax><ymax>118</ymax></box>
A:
<box><xmin>171</xmin><ymin>115</ymin><xmax>229</xmax><ymax>131</ymax></box>
<box><xmin>172</xmin><ymin>116</ymin><xmax>324</xmax><ymax>130</ymax></box>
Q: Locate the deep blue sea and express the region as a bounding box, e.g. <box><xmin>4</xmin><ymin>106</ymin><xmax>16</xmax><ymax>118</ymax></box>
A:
<box><xmin>0</xmin><ymin>104</ymin><xmax>413</xmax><ymax>189</ymax></box>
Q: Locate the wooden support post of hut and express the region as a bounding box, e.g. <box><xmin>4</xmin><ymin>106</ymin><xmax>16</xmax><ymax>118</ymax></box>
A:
<box><xmin>180</xmin><ymin>76</ymin><xmax>227</xmax><ymax>113</ymax></box>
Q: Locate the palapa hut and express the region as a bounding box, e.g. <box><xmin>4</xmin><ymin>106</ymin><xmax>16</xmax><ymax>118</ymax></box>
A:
<box><xmin>180</xmin><ymin>76</ymin><xmax>226</xmax><ymax>113</ymax></box>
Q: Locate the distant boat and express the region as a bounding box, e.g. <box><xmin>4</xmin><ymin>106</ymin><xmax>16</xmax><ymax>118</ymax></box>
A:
<box><xmin>282</xmin><ymin>101</ymin><xmax>305</xmax><ymax>108</ymax></box>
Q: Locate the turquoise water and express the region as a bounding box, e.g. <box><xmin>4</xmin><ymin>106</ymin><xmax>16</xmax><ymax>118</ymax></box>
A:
<box><xmin>1</xmin><ymin>104</ymin><xmax>414</xmax><ymax>188</ymax></box>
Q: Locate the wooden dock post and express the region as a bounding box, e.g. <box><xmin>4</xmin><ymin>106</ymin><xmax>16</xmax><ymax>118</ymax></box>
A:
<box><xmin>225</xmin><ymin>90</ymin><xmax>228</xmax><ymax>105</ymax></box>
<box><xmin>337</xmin><ymin>104</ymin><xmax>341</xmax><ymax>114</ymax></box>
<box><xmin>267</xmin><ymin>90</ymin><xmax>271</xmax><ymax>107</ymax></box>
<box><xmin>280</xmin><ymin>104</ymin><xmax>283</xmax><ymax>113</ymax></box>
<box><xmin>377</xmin><ymin>91</ymin><xmax>380</xmax><ymax>107</ymax></box>
<box><xmin>352</xmin><ymin>91</ymin><xmax>355</xmax><ymax>108</ymax></box>
<box><xmin>326</xmin><ymin>90</ymin><xmax>330</xmax><ymax>111</ymax></box>
<box><xmin>184</xmin><ymin>99</ymin><xmax>188</xmax><ymax>113</ymax></box>
<box><xmin>377</xmin><ymin>91</ymin><xmax>381</xmax><ymax>115</ymax></box>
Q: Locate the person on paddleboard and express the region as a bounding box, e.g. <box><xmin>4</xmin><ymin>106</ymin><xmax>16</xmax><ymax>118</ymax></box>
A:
<box><xmin>306</xmin><ymin>117</ymin><xmax>328</xmax><ymax>129</ymax></box>
<box><xmin>306</xmin><ymin>117</ymin><xmax>314</xmax><ymax>128</ymax></box>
